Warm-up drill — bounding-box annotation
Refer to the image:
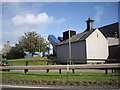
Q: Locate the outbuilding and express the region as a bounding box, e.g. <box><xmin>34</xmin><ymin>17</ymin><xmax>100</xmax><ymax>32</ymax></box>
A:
<box><xmin>56</xmin><ymin>18</ymin><xmax>109</xmax><ymax>60</ymax></box>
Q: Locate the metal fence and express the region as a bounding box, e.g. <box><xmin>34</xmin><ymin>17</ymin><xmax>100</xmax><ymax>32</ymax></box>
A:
<box><xmin>0</xmin><ymin>59</ymin><xmax>120</xmax><ymax>74</ymax></box>
<box><xmin>6</xmin><ymin>59</ymin><xmax>120</xmax><ymax>66</ymax></box>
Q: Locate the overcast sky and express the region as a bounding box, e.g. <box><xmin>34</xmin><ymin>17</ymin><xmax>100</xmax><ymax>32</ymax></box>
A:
<box><xmin>0</xmin><ymin>1</ymin><xmax>119</xmax><ymax>50</ymax></box>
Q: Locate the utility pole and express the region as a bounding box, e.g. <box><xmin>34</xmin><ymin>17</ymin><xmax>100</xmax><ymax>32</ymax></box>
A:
<box><xmin>69</xmin><ymin>30</ymin><xmax>72</xmax><ymax>65</ymax></box>
<box><xmin>118</xmin><ymin>2</ymin><xmax>120</xmax><ymax>44</ymax></box>
<box><xmin>67</xmin><ymin>29</ymin><xmax>72</xmax><ymax>81</ymax></box>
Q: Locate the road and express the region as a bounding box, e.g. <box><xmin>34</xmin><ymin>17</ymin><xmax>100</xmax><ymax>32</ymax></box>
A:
<box><xmin>1</xmin><ymin>85</ymin><xmax>87</xmax><ymax>90</ymax></box>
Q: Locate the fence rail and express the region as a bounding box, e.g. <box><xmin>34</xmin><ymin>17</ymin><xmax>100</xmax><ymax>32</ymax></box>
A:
<box><xmin>1</xmin><ymin>63</ymin><xmax>119</xmax><ymax>69</ymax></box>
<box><xmin>6</xmin><ymin>59</ymin><xmax>120</xmax><ymax>62</ymax></box>
<box><xmin>1</xmin><ymin>63</ymin><xmax>119</xmax><ymax>74</ymax></box>
<box><xmin>1</xmin><ymin>59</ymin><xmax>120</xmax><ymax>74</ymax></box>
<box><xmin>6</xmin><ymin>59</ymin><xmax>120</xmax><ymax>65</ymax></box>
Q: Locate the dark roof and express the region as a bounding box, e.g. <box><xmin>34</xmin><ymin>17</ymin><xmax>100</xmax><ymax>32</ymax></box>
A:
<box><xmin>58</xmin><ymin>36</ymin><xmax>63</xmax><ymax>42</ymax></box>
<box><xmin>57</xmin><ymin>29</ymin><xmax>95</xmax><ymax>46</ymax></box>
<box><xmin>98</xmin><ymin>22</ymin><xmax>119</xmax><ymax>38</ymax></box>
<box><xmin>109</xmin><ymin>44</ymin><xmax>120</xmax><ymax>47</ymax></box>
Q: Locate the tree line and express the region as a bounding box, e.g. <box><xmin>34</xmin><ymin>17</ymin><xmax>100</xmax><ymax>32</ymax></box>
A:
<box><xmin>6</xmin><ymin>31</ymin><xmax>49</xmax><ymax>59</ymax></box>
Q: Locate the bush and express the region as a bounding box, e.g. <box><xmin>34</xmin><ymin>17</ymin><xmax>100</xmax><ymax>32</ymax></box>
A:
<box><xmin>6</xmin><ymin>46</ymin><xmax>25</xmax><ymax>59</ymax></box>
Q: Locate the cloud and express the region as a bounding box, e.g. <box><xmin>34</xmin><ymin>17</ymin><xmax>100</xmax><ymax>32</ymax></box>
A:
<box><xmin>2</xmin><ymin>12</ymin><xmax>66</xmax><ymax>49</ymax></box>
<box><xmin>2</xmin><ymin>2</ymin><xmax>66</xmax><ymax>49</ymax></box>
<box><xmin>94</xmin><ymin>5</ymin><xmax>104</xmax><ymax>22</ymax></box>
<box><xmin>56</xmin><ymin>18</ymin><xmax>66</xmax><ymax>23</ymax></box>
<box><xmin>12</xmin><ymin>13</ymin><xmax>53</xmax><ymax>27</ymax></box>
<box><xmin>12</xmin><ymin>12</ymin><xmax>66</xmax><ymax>28</ymax></box>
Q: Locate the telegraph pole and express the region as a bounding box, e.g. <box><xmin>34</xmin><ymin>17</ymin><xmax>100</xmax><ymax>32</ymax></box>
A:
<box><xmin>118</xmin><ymin>1</ymin><xmax>120</xmax><ymax>44</ymax></box>
<box><xmin>68</xmin><ymin>30</ymin><xmax>72</xmax><ymax>67</ymax></box>
<box><xmin>67</xmin><ymin>29</ymin><xmax>72</xmax><ymax>81</ymax></box>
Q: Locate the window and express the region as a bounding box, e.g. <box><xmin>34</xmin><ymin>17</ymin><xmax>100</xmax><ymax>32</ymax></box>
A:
<box><xmin>97</xmin><ymin>34</ymin><xmax>99</xmax><ymax>38</ymax></box>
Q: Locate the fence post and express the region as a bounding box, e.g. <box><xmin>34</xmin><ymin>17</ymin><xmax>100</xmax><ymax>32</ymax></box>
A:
<box><xmin>46</xmin><ymin>69</ymin><xmax>49</xmax><ymax>73</ymax></box>
<box><xmin>26</xmin><ymin>61</ymin><xmax>28</xmax><ymax>66</ymax></box>
<box><xmin>47</xmin><ymin>60</ymin><xmax>49</xmax><ymax>65</ymax></box>
<box><xmin>72</xmin><ymin>69</ymin><xmax>75</xmax><ymax>73</ymax></box>
<box><xmin>112</xmin><ymin>69</ymin><xmax>114</xmax><ymax>73</ymax></box>
<box><xmin>59</xmin><ymin>69</ymin><xmax>61</xmax><ymax>74</ymax></box>
<box><xmin>105</xmin><ymin>60</ymin><xmax>108</xmax><ymax>74</ymax></box>
<box><xmin>24</xmin><ymin>69</ymin><xmax>28</xmax><ymax>74</ymax></box>
<box><xmin>25</xmin><ymin>61</ymin><xmax>28</xmax><ymax>74</ymax></box>
<box><xmin>105</xmin><ymin>69</ymin><xmax>108</xmax><ymax>74</ymax></box>
<box><xmin>105</xmin><ymin>60</ymin><xmax>107</xmax><ymax>64</ymax></box>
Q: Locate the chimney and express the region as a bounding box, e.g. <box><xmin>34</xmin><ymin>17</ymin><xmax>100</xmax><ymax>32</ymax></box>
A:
<box><xmin>86</xmin><ymin>17</ymin><xmax>94</xmax><ymax>31</ymax></box>
<box><xmin>7</xmin><ymin>41</ymin><xmax>10</xmax><ymax>46</ymax></box>
<box><xmin>63</xmin><ymin>30</ymin><xmax>76</xmax><ymax>40</ymax></box>
<box><xmin>58</xmin><ymin>36</ymin><xmax>63</xmax><ymax>42</ymax></box>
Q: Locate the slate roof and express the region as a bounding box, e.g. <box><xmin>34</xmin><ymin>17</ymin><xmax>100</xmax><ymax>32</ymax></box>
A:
<box><xmin>57</xmin><ymin>29</ymin><xmax>95</xmax><ymax>46</ymax></box>
<box><xmin>98</xmin><ymin>22</ymin><xmax>119</xmax><ymax>38</ymax></box>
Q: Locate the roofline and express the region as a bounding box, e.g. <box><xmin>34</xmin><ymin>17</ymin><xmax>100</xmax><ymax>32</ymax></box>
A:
<box><xmin>98</xmin><ymin>22</ymin><xmax>119</xmax><ymax>29</ymax></box>
<box><xmin>109</xmin><ymin>44</ymin><xmax>120</xmax><ymax>47</ymax></box>
<box><xmin>57</xmin><ymin>39</ymin><xmax>85</xmax><ymax>46</ymax></box>
<box><xmin>63</xmin><ymin>30</ymin><xmax>76</xmax><ymax>33</ymax></box>
<box><xmin>57</xmin><ymin>29</ymin><xmax>97</xmax><ymax>46</ymax></box>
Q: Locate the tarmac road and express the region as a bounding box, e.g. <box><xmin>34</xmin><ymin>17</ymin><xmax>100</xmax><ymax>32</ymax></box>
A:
<box><xmin>1</xmin><ymin>85</ymin><xmax>88</xmax><ymax>90</ymax></box>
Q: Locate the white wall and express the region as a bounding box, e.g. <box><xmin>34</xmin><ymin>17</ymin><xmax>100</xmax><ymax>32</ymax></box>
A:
<box><xmin>86</xmin><ymin>29</ymin><xmax>109</xmax><ymax>59</ymax></box>
<box><xmin>107</xmin><ymin>37</ymin><xmax>119</xmax><ymax>46</ymax></box>
<box><xmin>56</xmin><ymin>41</ymin><xmax>86</xmax><ymax>60</ymax></box>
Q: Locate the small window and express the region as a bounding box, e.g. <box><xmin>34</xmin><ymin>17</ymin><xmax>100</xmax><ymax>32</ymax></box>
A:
<box><xmin>97</xmin><ymin>34</ymin><xmax>99</xmax><ymax>38</ymax></box>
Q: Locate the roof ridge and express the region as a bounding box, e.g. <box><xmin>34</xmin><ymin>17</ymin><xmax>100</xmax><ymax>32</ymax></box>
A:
<box><xmin>57</xmin><ymin>30</ymin><xmax>95</xmax><ymax>46</ymax></box>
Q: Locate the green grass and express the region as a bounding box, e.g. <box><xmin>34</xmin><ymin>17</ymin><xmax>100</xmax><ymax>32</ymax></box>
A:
<box><xmin>1</xmin><ymin>71</ymin><xmax>119</xmax><ymax>82</ymax></box>
<box><xmin>7</xmin><ymin>57</ymin><xmax>49</xmax><ymax>66</ymax></box>
<box><xmin>1</xmin><ymin>71</ymin><xmax>119</xmax><ymax>88</ymax></box>
<box><xmin>8</xmin><ymin>57</ymin><xmax>48</xmax><ymax>61</ymax></box>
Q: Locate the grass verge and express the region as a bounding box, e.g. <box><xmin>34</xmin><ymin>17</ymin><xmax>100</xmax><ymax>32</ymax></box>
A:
<box><xmin>7</xmin><ymin>57</ymin><xmax>49</xmax><ymax>66</ymax></box>
<box><xmin>8</xmin><ymin>57</ymin><xmax>48</xmax><ymax>61</ymax></box>
<box><xmin>1</xmin><ymin>71</ymin><xmax>120</xmax><ymax>88</ymax></box>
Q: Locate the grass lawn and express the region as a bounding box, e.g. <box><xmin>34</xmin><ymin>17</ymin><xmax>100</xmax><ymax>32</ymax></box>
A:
<box><xmin>8</xmin><ymin>57</ymin><xmax>48</xmax><ymax>61</ymax></box>
<box><xmin>2</xmin><ymin>57</ymin><xmax>120</xmax><ymax>88</ymax></box>
<box><xmin>1</xmin><ymin>71</ymin><xmax>120</xmax><ymax>88</ymax></box>
<box><xmin>7</xmin><ymin>57</ymin><xmax>50</xmax><ymax>66</ymax></box>
<box><xmin>1</xmin><ymin>71</ymin><xmax>119</xmax><ymax>82</ymax></box>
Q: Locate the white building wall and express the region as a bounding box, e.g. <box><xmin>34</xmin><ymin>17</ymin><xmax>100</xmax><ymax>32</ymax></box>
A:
<box><xmin>86</xmin><ymin>29</ymin><xmax>109</xmax><ymax>59</ymax></box>
<box><xmin>56</xmin><ymin>41</ymin><xmax>86</xmax><ymax>60</ymax></box>
<box><xmin>107</xmin><ymin>37</ymin><xmax>119</xmax><ymax>46</ymax></box>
